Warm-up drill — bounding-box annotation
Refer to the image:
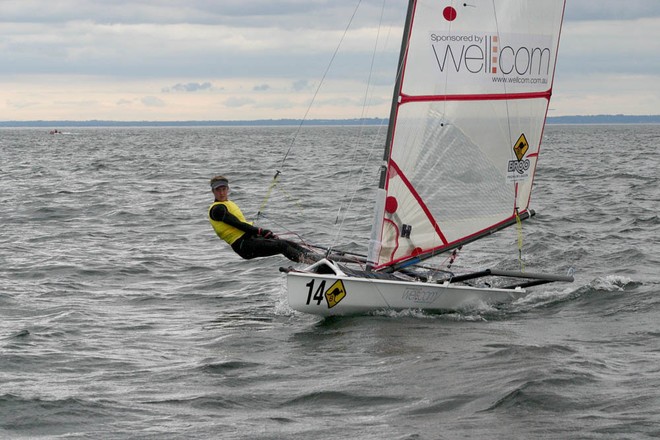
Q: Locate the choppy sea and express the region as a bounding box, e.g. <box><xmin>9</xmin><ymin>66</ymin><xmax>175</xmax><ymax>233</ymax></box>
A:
<box><xmin>1</xmin><ymin>124</ymin><xmax>659</xmax><ymax>439</ymax></box>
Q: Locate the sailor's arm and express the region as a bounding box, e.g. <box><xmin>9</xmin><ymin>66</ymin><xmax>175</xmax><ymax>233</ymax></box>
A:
<box><xmin>209</xmin><ymin>204</ymin><xmax>274</xmax><ymax>237</ymax></box>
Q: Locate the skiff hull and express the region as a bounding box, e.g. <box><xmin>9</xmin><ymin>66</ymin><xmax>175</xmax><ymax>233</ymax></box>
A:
<box><xmin>285</xmin><ymin>259</ymin><xmax>527</xmax><ymax>317</ymax></box>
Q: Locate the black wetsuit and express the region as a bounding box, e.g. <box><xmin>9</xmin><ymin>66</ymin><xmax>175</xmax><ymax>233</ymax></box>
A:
<box><xmin>209</xmin><ymin>203</ymin><xmax>307</xmax><ymax>262</ymax></box>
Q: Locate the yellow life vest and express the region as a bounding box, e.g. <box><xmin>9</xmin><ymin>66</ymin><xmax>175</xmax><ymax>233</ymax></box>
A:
<box><xmin>208</xmin><ymin>200</ymin><xmax>252</xmax><ymax>245</ymax></box>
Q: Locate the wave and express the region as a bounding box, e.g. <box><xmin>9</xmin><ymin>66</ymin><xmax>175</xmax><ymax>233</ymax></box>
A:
<box><xmin>588</xmin><ymin>275</ymin><xmax>637</xmax><ymax>291</ymax></box>
<box><xmin>0</xmin><ymin>393</ymin><xmax>127</xmax><ymax>434</ymax></box>
<box><xmin>198</xmin><ymin>360</ymin><xmax>261</xmax><ymax>375</ymax></box>
<box><xmin>282</xmin><ymin>390</ymin><xmax>405</xmax><ymax>408</ymax></box>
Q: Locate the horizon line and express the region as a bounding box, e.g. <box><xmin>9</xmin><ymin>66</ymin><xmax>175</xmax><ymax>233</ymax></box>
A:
<box><xmin>2</xmin><ymin>114</ymin><xmax>660</xmax><ymax>127</ymax></box>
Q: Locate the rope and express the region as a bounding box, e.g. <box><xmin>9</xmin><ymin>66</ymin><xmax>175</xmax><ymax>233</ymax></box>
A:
<box><xmin>327</xmin><ymin>0</ymin><xmax>390</xmax><ymax>255</ymax></box>
<box><xmin>255</xmin><ymin>0</ymin><xmax>364</xmax><ymax>222</ymax></box>
<box><xmin>279</xmin><ymin>0</ymin><xmax>364</xmax><ymax>169</ymax></box>
<box><xmin>255</xmin><ymin>170</ymin><xmax>280</xmax><ymax>222</ymax></box>
<box><xmin>446</xmin><ymin>246</ymin><xmax>462</xmax><ymax>269</ymax></box>
<box><xmin>515</xmin><ymin>208</ymin><xmax>525</xmax><ymax>273</ymax></box>
<box><xmin>497</xmin><ymin>0</ymin><xmax>524</xmax><ymax>274</ymax></box>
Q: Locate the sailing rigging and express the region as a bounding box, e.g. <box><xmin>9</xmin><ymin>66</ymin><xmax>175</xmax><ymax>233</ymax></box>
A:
<box><xmin>282</xmin><ymin>0</ymin><xmax>573</xmax><ymax>315</ymax></box>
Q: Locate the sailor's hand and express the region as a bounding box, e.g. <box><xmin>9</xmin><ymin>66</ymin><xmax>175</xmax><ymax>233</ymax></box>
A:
<box><xmin>258</xmin><ymin>228</ymin><xmax>277</xmax><ymax>239</ymax></box>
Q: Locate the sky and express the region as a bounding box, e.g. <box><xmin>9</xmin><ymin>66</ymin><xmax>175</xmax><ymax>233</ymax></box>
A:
<box><xmin>2</xmin><ymin>0</ymin><xmax>660</xmax><ymax>121</ymax></box>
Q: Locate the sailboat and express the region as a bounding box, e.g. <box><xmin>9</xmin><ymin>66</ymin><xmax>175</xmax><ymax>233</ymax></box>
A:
<box><xmin>282</xmin><ymin>0</ymin><xmax>572</xmax><ymax>316</ymax></box>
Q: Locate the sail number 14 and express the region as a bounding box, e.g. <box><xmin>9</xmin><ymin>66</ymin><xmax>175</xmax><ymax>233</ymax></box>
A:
<box><xmin>305</xmin><ymin>280</ymin><xmax>326</xmax><ymax>306</ymax></box>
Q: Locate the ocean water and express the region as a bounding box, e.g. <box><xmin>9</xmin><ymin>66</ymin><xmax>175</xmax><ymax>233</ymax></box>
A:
<box><xmin>1</xmin><ymin>124</ymin><xmax>659</xmax><ymax>439</ymax></box>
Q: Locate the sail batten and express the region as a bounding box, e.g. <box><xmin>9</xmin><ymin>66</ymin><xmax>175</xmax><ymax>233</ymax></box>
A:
<box><xmin>400</xmin><ymin>90</ymin><xmax>552</xmax><ymax>103</ymax></box>
<box><xmin>370</xmin><ymin>0</ymin><xmax>566</xmax><ymax>270</ymax></box>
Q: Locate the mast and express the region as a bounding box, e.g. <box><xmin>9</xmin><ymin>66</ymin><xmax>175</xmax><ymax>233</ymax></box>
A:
<box><xmin>366</xmin><ymin>0</ymin><xmax>416</xmax><ymax>270</ymax></box>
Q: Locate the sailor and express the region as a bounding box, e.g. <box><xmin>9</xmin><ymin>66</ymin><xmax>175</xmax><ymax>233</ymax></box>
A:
<box><xmin>208</xmin><ymin>175</ymin><xmax>310</xmax><ymax>262</ymax></box>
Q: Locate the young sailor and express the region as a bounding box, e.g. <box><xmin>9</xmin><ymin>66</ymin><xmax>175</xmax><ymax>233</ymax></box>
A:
<box><xmin>208</xmin><ymin>175</ymin><xmax>310</xmax><ymax>262</ymax></box>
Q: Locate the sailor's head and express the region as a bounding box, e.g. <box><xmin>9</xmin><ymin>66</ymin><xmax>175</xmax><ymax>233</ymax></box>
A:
<box><xmin>210</xmin><ymin>175</ymin><xmax>229</xmax><ymax>199</ymax></box>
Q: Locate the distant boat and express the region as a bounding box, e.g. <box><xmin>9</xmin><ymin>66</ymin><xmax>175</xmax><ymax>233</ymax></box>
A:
<box><xmin>283</xmin><ymin>0</ymin><xmax>573</xmax><ymax>316</ymax></box>
<box><xmin>49</xmin><ymin>129</ymin><xmax>62</xmax><ymax>135</ymax></box>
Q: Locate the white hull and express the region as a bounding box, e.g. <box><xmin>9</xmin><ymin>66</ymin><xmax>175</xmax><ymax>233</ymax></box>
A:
<box><xmin>286</xmin><ymin>259</ymin><xmax>526</xmax><ymax>316</ymax></box>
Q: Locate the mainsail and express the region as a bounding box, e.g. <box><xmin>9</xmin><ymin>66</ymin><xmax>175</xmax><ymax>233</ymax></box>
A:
<box><xmin>368</xmin><ymin>0</ymin><xmax>566</xmax><ymax>270</ymax></box>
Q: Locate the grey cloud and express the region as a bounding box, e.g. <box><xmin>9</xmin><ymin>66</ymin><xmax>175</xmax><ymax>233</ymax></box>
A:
<box><xmin>141</xmin><ymin>96</ymin><xmax>165</xmax><ymax>107</ymax></box>
<box><xmin>162</xmin><ymin>82</ymin><xmax>214</xmax><ymax>93</ymax></box>
<box><xmin>565</xmin><ymin>0</ymin><xmax>660</xmax><ymax>21</ymax></box>
<box><xmin>292</xmin><ymin>80</ymin><xmax>310</xmax><ymax>92</ymax></box>
<box><xmin>2</xmin><ymin>1</ymin><xmax>401</xmax><ymax>28</ymax></box>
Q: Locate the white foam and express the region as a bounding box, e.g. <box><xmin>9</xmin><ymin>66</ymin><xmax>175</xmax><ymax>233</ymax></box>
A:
<box><xmin>589</xmin><ymin>274</ymin><xmax>634</xmax><ymax>291</ymax></box>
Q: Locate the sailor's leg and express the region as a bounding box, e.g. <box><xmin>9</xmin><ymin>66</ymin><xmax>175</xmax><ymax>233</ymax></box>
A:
<box><xmin>232</xmin><ymin>236</ymin><xmax>305</xmax><ymax>262</ymax></box>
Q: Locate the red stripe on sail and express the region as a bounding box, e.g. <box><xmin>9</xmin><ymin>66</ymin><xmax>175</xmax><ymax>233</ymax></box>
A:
<box><xmin>400</xmin><ymin>90</ymin><xmax>552</xmax><ymax>104</ymax></box>
<box><xmin>388</xmin><ymin>160</ymin><xmax>449</xmax><ymax>246</ymax></box>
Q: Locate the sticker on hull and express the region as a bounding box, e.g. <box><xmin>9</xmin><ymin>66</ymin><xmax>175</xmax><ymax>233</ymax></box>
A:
<box><xmin>324</xmin><ymin>280</ymin><xmax>347</xmax><ymax>309</ymax></box>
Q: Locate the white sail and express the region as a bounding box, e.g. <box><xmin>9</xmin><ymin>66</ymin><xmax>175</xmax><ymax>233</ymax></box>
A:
<box><xmin>371</xmin><ymin>0</ymin><xmax>566</xmax><ymax>269</ymax></box>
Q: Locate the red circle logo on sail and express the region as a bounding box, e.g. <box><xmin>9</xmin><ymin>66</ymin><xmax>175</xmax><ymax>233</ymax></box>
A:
<box><xmin>385</xmin><ymin>196</ymin><xmax>398</xmax><ymax>214</ymax></box>
<box><xmin>443</xmin><ymin>6</ymin><xmax>457</xmax><ymax>21</ymax></box>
